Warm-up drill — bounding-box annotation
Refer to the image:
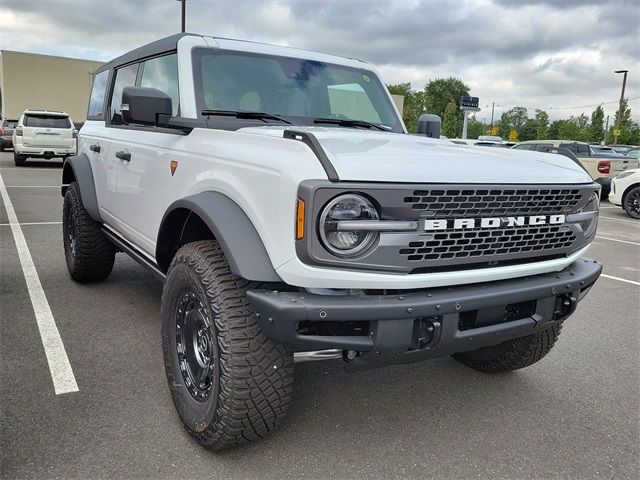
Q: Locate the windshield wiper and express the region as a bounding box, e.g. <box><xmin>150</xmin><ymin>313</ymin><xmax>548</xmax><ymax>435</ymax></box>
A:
<box><xmin>201</xmin><ymin>109</ymin><xmax>292</xmax><ymax>125</ymax></box>
<box><xmin>313</xmin><ymin>117</ymin><xmax>391</xmax><ymax>131</ymax></box>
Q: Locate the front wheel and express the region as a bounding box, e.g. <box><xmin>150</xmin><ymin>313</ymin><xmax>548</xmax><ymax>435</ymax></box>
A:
<box><xmin>161</xmin><ymin>240</ymin><xmax>294</xmax><ymax>450</ymax></box>
<box><xmin>622</xmin><ymin>186</ymin><xmax>640</xmax><ymax>219</ymax></box>
<box><xmin>453</xmin><ymin>323</ymin><xmax>562</xmax><ymax>373</ymax></box>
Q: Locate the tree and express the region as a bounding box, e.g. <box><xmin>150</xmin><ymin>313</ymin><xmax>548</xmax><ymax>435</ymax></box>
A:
<box><xmin>497</xmin><ymin>112</ymin><xmax>510</xmax><ymax>139</ymax></box>
<box><xmin>555</xmin><ymin>114</ymin><xmax>589</xmax><ymax>141</ymax></box>
<box><xmin>387</xmin><ymin>83</ymin><xmax>425</xmax><ymax>133</ymax></box>
<box><xmin>519</xmin><ymin>118</ymin><xmax>538</xmax><ymax>141</ymax></box>
<box><xmin>548</xmin><ymin>120</ymin><xmax>561</xmax><ymax>140</ymax></box>
<box><xmin>423</xmin><ymin>77</ymin><xmax>470</xmax><ymax>135</ymax></box>
<box><xmin>534</xmin><ymin>109</ymin><xmax>549</xmax><ymax>139</ymax></box>
<box><xmin>442</xmin><ymin>101</ymin><xmax>459</xmax><ymax>138</ymax></box>
<box><xmin>589</xmin><ymin>106</ymin><xmax>605</xmax><ymax>143</ymax></box>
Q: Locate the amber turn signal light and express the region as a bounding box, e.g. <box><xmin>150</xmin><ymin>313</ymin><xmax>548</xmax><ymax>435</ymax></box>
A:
<box><xmin>296</xmin><ymin>199</ymin><xmax>305</xmax><ymax>240</ymax></box>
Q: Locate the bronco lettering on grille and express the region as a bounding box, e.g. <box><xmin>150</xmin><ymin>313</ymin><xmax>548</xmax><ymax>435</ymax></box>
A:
<box><xmin>422</xmin><ymin>214</ymin><xmax>566</xmax><ymax>231</ymax></box>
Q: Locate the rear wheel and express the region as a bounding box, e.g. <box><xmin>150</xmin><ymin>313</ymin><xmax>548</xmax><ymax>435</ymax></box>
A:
<box><xmin>161</xmin><ymin>240</ymin><xmax>294</xmax><ymax>450</ymax></box>
<box><xmin>622</xmin><ymin>186</ymin><xmax>640</xmax><ymax>219</ymax></box>
<box><xmin>63</xmin><ymin>182</ymin><xmax>116</xmax><ymax>282</ymax></box>
<box><xmin>14</xmin><ymin>153</ymin><xmax>26</xmax><ymax>166</ymax></box>
<box><xmin>453</xmin><ymin>323</ymin><xmax>562</xmax><ymax>373</ymax></box>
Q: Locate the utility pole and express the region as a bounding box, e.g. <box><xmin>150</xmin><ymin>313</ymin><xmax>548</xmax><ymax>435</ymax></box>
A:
<box><xmin>176</xmin><ymin>0</ymin><xmax>186</xmax><ymax>33</ymax></box>
<box><xmin>613</xmin><ymin>70</ymin><xmax>628</xmax><ymax>145</ymax></box>
<box><xmin>604</xmin><ymin>114</ymin><xmax>609</xmax><ymax>145</ymax></box>
<box><xmin>489</xmin><ymin>102</ymin><xmax>495</xmax><ymax>134</ymax></box>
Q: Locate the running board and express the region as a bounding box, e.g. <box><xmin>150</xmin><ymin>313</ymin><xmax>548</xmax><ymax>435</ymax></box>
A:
<box><xmin>294</xmin><ymin>349</ymin><xmax>343</xmax><ymax>363</ymax></box>
<box><xmin>101</xmin><ymin>228</ymin><xmax>166</xmax><ymax>281</ymax></box>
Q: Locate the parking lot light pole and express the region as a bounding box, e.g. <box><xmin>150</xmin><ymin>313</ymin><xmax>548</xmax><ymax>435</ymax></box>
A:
<box><xmin>176</xmin><ymin>0</ymin><xmax>186</xmax><ymax>33</ymax></box>
<box><xmin>613</xmin><ymin>69</ymin><xmax>628</xmax><ymax>145</ymax></box>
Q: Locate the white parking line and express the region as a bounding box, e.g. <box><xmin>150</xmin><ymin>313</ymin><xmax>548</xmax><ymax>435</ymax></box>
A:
<box><xmin>0</xmin><ymin>172</ymin><xmax>78</xmax><ymax>395</ymax></box>
<box><xmin>601</xmin><ymin>274</ymin><xmax>640</xmax><ymax>287</ymax></box>
<box><xmin>0</xmin><ymin>221</ymin><xmax>62</xmax><ymax>226</ymax></box>
<box><xmin>598</xmin><ymin>215</ymin><xmax>640</xmax><ymax>225</ymax></box>
<box><xmin>596</xmin><ymin>235</ymin><xmax>640</xmax><ymax>247</ymax></box>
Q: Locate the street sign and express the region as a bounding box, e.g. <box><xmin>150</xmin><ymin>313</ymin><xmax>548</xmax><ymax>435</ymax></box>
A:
<box><xmin>460</xmin><ymin>96</ymin><xmax>479</xmax><ymax>109</ymax></box>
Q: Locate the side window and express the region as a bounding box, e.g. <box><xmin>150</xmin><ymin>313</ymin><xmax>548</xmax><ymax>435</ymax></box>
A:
<box><xmin>87</xmin><ymin>70</ymin><xmax>109</xmax><ymax>120</ymax></box>
<box><xmin>109</xmin><ymin>63</ymin><xmax>139</xmax><ymax>125</ymax></box>
<box><xmin>514</xmin><ymin>144</ymin><xmax>531</xmax><ymax>150</ymax></box>
<box><xmin>140</xmin><ymin>54</ymin><xmax>179</xmax><ymax>115</ymax></box>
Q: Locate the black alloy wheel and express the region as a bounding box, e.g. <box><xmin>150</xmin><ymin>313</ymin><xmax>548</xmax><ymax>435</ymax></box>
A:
<box><xmin>623</xmin><ymin>186</ymin><xmax>640</xmax><ymax>219</ymax></box>
<box><xmin>174</xmin><ymin>290</ymin><xmax>217</xmax><ymax>402</ymax></box>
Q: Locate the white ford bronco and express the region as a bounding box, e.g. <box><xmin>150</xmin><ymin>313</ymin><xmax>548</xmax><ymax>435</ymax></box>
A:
<box><xmin>61</xmin><ymin>33</ymin><xmax>602</xmax><ymax>450</ymax></box>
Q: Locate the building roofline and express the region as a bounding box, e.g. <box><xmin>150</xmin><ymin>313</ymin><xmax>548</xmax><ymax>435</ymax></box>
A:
<box><xmin>0</xmin><ymin>49</ymin><xmax>104</xmax><ymax>65</ymax></box>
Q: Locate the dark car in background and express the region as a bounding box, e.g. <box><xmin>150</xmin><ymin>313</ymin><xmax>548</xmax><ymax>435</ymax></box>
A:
<box><xmin>0</xmin><ymin>119</ymin><xmax>19</xmax><ymax>151</ymax></box>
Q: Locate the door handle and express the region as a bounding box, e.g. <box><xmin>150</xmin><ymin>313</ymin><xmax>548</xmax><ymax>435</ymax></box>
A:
<box><xmin>115</xmin><ymin>151</ymin><xmax>131</xmax><ymax>162</ymax></box>
<box><xmin>89</xmin><ymin>144</ymin><xmax>101</xmax><ymax>153</ymax></box>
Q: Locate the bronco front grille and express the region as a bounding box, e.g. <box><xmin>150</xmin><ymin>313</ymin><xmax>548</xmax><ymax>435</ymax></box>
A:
<box><xmin>403</xmin><ymin>188</ymin><xmax>582</xmax><ymax>217</ymax></box>
<box><xmin>297</xmin><ymin>181</ymin><xmax>598</xmax><ymax>274</ymax></box>
<box><xmin>399</xmin><ymin>224</ymin><xmax>576</xmax><ymax>263</ymax></box>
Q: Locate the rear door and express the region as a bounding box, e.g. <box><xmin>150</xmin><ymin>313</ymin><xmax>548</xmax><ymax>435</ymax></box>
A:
<box><xmin>22</xmin><ymin>114</ymin><xmax>73</xmax><ymax>148</ymax></box>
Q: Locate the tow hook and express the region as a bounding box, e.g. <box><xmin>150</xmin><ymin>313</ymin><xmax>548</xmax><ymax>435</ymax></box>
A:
<box><xmin>555</xmin><ymin>293</ymin><xmax>578</xmax><ymax>319</ymax></box>
<box><xmin>414</xmin><ymin>318</ymin><xmax>442</xmax><ymax>350</ymax></box>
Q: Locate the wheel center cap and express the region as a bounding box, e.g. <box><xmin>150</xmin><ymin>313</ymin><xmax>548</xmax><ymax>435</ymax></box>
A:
<box><xmin>197</xmin><ymin>329</ymin><xmax>210</xmax><ymax>355</ymax></box>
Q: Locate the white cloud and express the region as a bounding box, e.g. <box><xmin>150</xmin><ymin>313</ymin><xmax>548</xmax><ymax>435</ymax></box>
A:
<box><xmin>1</xmin><ymin>0</ymin><xmax>638</xmax><ymax>121</ymax></box>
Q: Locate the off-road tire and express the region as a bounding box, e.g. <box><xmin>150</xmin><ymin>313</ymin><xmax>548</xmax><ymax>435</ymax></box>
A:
<box><xmin>161</xmin><ymin>240</ymin><xmax>294</xmax><ymax>451</ymax></box>
<box><xmin>622</xmin><ymin>185</ymin><xmax>640</xmax><ymax>219</ymax></box>
<box><xmin>453</xmin><ymin>322</ymin><xmax>563</xmax><ymax>373</ymax></box>
<box><xmin>62</xmin><ymin>182</ymin><xmax>116</xmax><ymax>282</ymax></box>
<box><xmin>14</xmin><ymin>153</ymin><xmax>26</xmax><ymax>166</ymax></box>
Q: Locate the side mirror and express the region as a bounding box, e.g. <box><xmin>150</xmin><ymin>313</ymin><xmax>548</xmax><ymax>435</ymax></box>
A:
<box><xmin>121</xmin><ymin>86</ymin><xmax>172</xmax><ymax>126</ymax></box>
<box><xmin>417</xmin><ymin>114</ymin><xmax>441</xmax><ymax>138</ymax></box>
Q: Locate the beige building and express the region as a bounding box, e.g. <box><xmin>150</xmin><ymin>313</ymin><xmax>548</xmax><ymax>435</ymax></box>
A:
<box><xmin>0</xmin><ymin>50</ymin><xmax>103</xmax><ymax>122</ymax></box>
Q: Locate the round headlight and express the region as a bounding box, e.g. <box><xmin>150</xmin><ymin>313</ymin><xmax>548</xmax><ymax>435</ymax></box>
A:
<box><xmin>319</xmin><ymin>193</ymin><xmax>379</xmax><ymax>257</ymax></box>
<box><xmin>579</xmin><ymin>192</ymin><xmax>599</xmax><ymax>239</ymax></box>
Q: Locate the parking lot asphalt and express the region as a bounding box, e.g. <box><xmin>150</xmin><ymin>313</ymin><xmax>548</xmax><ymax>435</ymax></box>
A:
<box><xmin>1</xmin><ymin>151</ymin><xmax>638</xmax><ymax>480</ymax></box>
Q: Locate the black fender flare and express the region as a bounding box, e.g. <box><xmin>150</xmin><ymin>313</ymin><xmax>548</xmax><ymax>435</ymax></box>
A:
<box><xmin>62</xmin><ymin>154</ymin><xmax>102</xmax><ymax>222</ymax></box>
<box><xmin>157</xmin><ymin>192</ymin><xmax>281</xmax><ymax>282</ymax></box>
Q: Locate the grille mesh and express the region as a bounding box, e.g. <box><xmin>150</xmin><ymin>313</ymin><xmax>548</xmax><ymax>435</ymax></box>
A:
<box><xmin>399</xmin><ymin>225</ymin><xmax>575</xmax><ymax>262</ymax></box>
<box><xmin>404</xmin><ymin>188</ymin><xmax>582</xmax><ymax>216</ymax></box>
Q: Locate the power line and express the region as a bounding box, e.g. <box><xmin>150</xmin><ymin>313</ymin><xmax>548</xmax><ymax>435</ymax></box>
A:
<box><xmin>485</xmin><ymin>96</ymin><xmax>640</xmax><ymax>112</ymax></box>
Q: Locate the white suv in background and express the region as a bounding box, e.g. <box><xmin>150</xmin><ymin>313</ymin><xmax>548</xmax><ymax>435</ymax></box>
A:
<box><xmin>12</xmin><ymin>110</ymin><xmax>77</xmax><ymax>166</ymax></box>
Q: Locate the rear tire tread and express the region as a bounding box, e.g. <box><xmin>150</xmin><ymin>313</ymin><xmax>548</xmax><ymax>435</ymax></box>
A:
<box><xmin>63</xmin><ymin>182</ymin><xmax>115</xmax><ymax>282</ymax></box>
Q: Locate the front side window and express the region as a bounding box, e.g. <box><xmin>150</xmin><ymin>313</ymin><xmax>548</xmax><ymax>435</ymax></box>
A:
<box><xmin>88</xmin><ymin>70</ymin><xmax>109</xmax><ymax>119</ymax></box>
<box><xmin>140</xmin><ymin>54</ymin><xmax>179</xmax><ymax>115</ymax></box>
<box><xmin>194</xmin><ymin>48</ymin><xmax>402</xmax><ymax>132</ymax></box>
<box><xmin>514</xmin><ymin>144</ymin><xmax>531</xmax><ymax>150</ymax></box>
<box><xmin>23</xmin><ymin>115</ymin><xmax>71</xmax><ymax>128</ymax></box>
<box><xmin>109</xmin><ymin>63</ymin><xmax>139</xmax><ymax>125</ymax></box>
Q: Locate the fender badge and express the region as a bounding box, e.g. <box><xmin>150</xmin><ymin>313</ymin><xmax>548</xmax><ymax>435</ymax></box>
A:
<box><xmin>170</xmin><ymin>160</ymin><xmax>178</xmax><ymax>176</ymax></box>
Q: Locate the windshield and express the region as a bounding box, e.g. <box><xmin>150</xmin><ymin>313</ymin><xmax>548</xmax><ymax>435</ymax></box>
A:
<box><xmin>193</xmin><ymin>48</ymin><xmax>403</xmax><ymax>132</ymax></box>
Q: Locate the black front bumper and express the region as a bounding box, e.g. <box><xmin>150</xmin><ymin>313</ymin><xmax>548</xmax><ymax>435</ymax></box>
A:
<box><xmin>247</xmin><ymin>258</ymin><xmax>601</xmax><ymax>371</ymax></box>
